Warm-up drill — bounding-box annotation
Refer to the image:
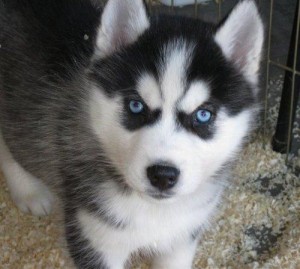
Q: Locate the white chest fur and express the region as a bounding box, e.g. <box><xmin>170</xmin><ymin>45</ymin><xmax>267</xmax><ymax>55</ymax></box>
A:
<box><xmin>77</xmin><ymin>182</ymin><xmax>223</xmax><ymax>267</ymax></box>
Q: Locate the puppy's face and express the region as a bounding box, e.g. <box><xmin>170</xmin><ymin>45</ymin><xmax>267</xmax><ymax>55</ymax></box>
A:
<box><xmin>88</xmin><ymin>0</ymin><xmax>263</xmax><ymax>200</ymax></box>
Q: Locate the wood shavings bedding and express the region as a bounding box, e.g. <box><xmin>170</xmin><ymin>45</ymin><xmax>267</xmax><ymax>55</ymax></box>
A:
<box><xmin>0</xmin><ymin>135</ymin><xmax>299</xmax><ymax>269</ymax></box>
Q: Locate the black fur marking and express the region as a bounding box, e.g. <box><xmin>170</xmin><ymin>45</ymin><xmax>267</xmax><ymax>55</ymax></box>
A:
<box><xmin>187</xmin><ymin>36</ymin><xmax>256</xmax><ymax>116</ymax></box>
<box><xmin>122</xmin><ymin>96</ymin><xmax>162</xmax><ymax>131</ymax></box>
<box><xmin>90</xmin><ymin>42</ymin><xmax>160</xmax><ymax>98</ymax></box>
<box><xmin>177</xmin><ymin>102</ymin><xmax>217</xmax><ymax>140</ymax></box>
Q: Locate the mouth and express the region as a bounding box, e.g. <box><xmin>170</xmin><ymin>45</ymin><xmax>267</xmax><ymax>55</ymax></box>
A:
<box><xmin>147</xmin><ymin>191</ymin><xmax>175</xmax><ymax>200</ymax></box>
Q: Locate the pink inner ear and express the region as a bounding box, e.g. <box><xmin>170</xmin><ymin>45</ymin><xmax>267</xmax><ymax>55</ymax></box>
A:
<box><xmin>231</xmin><ymin>33</ymin><xmax>253</xmax><ymax>70</ymax></box>
<box><xmin>96</xmin><ymin>0</ymin><xmax>150</xmax><ymax>57</ymax></box>
<box><xmin>214</xmin><ymin>1</ymin><xmax>264</xmax><ymax>83</ymax></box>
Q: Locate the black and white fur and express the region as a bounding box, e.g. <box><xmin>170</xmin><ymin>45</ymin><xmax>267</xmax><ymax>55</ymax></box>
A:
<box><xmin>0</xmin><ymin>0</ymin><xmax>264</xmax><ymax>268</ymax></box>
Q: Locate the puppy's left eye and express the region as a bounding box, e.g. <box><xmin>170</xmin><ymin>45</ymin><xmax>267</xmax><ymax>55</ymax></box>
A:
<box><xmin>129</xmin><ymin>100</ymin><xmax>144</xmax><ymax>114</ymax></box>
<box><xmin>195</xmin><ymin>109</ymin><xmax>212</xmax><ymax>124</ymax></box>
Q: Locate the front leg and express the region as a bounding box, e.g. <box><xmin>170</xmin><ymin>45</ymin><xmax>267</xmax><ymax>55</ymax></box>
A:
<box><xmin>60</xmin><ymin>160</ymin><xmax>131</xmax><ymax>268</ymax></box>
<box><xmin>151</xmin><ymin>240</ymin><xmax>198</xmax><ymax>269</ymax></box>
<box><xmin>65</xmin><ymin>208</ymin><xmax>129</xmax><ymax>269</ymax></box>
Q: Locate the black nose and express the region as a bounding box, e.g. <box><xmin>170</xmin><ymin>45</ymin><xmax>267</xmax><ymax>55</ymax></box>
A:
<box><xmin>146</xmin><ymin>164</ymin><xmax>180</xmax><ymax>191</ymax></box>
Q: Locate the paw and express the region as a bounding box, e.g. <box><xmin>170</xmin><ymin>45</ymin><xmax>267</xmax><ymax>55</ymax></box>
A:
<box><xmin>12</xmin><ymin>183</ymin><xmax>54</xmax><ymax>216</ymax></box>
<box><xmin>0</xmin><ymin>132</ymin><xmax>54</xmax><ymax>216</ymax></box>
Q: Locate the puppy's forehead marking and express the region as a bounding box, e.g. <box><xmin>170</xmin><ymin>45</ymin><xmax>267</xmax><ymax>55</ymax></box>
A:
<box><xmin>136</xmin><ymin>74</ymin><xmax>161</xmax><ymax>109</ymax></box>
<box><xmin>179</xmin><ymin>81</ymin><xmax>210</xmax><ymax>114</ymax></box>
<box><xmin>160</xmin><ymin>40</ymin><xmax>195</xmax><ymax>112</ymax></box>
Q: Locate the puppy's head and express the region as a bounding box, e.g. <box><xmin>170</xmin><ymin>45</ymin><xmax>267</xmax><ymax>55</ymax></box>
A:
<box><xmin>88</xmin><ymin>0</ymin><xmax>264</xmax><ymax>200</ymax></box>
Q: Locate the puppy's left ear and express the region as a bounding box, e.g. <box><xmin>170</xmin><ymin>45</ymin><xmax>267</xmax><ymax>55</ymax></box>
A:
<box><xmin>215</xmin><ymin>0</ymin><xmax>264</xmax><ymax>84</ymax></box>
<box><xmin>95</xmin><ymin>0</ymin><xmax>150</xmax><ymax>57</ymax></box>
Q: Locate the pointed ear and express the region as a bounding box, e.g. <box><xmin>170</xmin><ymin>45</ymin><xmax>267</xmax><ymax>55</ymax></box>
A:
<box><xmin>95</xmin><ymin>0</ymin><xmax>150</xmax><ymax>57</ymax></box>
<box><xmin>215</xmin><ymin>0</ymin><xmax>264</xmax><ymax>84</ymax></box>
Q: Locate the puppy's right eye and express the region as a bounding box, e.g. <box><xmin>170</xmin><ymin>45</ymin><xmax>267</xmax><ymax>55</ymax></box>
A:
<box><xmin>129</xmin><ymin>100</ymin><xmax>144</xmax><ymax>114</ymax></box>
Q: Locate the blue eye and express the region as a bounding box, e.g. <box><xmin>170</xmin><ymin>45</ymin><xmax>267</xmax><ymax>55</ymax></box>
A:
<box><xmin>129</xmin><ymin>100</ymin><xmax>144</xmax><ymax>114</ymax></box>
<box><xmin>195</xmin><ymin>109</ymin><xmax>212</xmax><ymax>124</ymax></box>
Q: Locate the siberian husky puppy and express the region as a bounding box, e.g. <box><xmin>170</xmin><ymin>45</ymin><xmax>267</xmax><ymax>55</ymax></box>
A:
<box><xmin>0</xmin><ymin>0</ymin><xmax>263</xmax><ymax>268</ymax></box>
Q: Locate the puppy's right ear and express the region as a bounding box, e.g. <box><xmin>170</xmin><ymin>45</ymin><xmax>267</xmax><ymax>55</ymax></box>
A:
<box><xmin>95</xmin><ymin>0</ymin><xmax>150</xmax><ymax>57</ymax></box>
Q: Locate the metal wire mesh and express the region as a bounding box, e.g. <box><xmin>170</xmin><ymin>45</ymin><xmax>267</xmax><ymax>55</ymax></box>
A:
<box><xmin>264</xmin><ymin>1</ymin><xmax>300</xmax><ymax>160</ymax></box>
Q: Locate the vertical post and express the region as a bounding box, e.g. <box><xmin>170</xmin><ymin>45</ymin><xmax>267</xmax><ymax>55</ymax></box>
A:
<box><xmin>170</xmin><ymin>0</ymin><xmax>174</xmax><ymax>12</ymax></box>
<box><xmin>272</xmin><ymin>0</ymin><xmax>300</xmax><ymax>154</ymax></box>
<box><xmin>194</xmin><ymin>0</ymin><xmax>198</xmax><ymax>18</ymax></box>
<box><xmin>263</xmin><ymin>0</ymin><xmax>274</xmax><ymax>147</ymax></box>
